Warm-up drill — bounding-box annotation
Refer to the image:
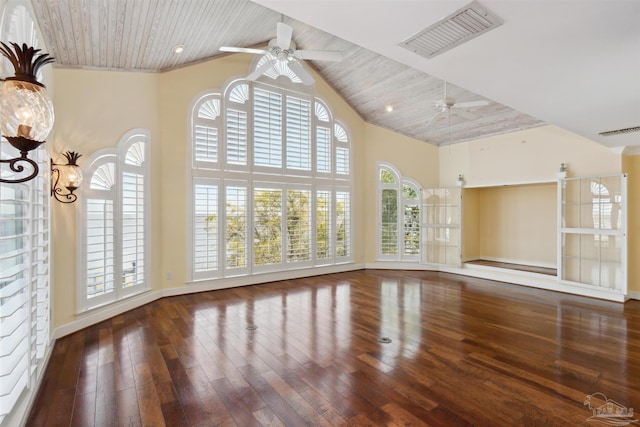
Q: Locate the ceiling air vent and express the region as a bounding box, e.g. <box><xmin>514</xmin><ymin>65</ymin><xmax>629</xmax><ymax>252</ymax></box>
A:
<box><xmin>400</xmin><ymin>1</ymin><xmax>503</xmax><ymax>59</ymax></box>
<box><xmin>599</xmin><ymin>126</ymin><xmax>640</xmax><ymax>137</ymax></box>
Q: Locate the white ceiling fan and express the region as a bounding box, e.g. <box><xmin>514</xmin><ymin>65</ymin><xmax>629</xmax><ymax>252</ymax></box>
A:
<box><xmin>426</xmin><ymin>81</ymin><xmax>490</xmax><ymax>128</ymax></box>
<box><xmin>220</xmin><ymin>22</ymin><xmax>343</xmax><ymax>85</ymax></box>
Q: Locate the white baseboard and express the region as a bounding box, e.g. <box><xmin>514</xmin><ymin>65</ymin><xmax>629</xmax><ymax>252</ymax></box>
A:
<box><xmin>364</xmin><ymin>261</ymin><xmax>627</xmax><ymax>302</ymax></box>
<box><xmin>627</xmin><ymin>291</ymin><xmax>640</xmax><ymax>301</ymax></box>
<box><xmin>53</xmin><ymin>289</ymin><xmax>162</xmax><ymax>340</ymax></box>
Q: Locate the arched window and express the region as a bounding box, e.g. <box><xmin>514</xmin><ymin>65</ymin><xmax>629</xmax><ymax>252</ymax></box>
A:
<box><xmin>78</xmin><ymin>129</ymin><xmax>150</xmax><ymax>311</ymax></box>
<box><xmin>377</xmin><ymin>163</ymin><xmax>421</xmax><ymax>262</ymax></box>
<box><xmin>189</xmin><ymin>75</ymin><xmax>353</xmax><ymax>282</ymax></box>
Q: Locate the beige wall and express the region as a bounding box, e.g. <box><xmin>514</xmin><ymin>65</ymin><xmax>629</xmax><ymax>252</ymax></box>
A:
<box><xmin>51</xmin><ymin>68</ymin><xmax>160</xmax><ymax>329</ymax></box>
<box><xmin>623</xmin><ymin>154</ymin><xmax>640</xmax><ymax>292</ymax></box>
<box><xmin>439</xmin><ymin>125</ymin><xmax>621</xmax><ymax>187</ymax></box>
<box><xmin>464</xmin><ymin>183</ymin><xmax>557</xmax><ymax>267</ymax></box>
<box><xmin>462</xmin><ymin>188</ymin><xmax>480</xmax><ymax>261</ymax></box>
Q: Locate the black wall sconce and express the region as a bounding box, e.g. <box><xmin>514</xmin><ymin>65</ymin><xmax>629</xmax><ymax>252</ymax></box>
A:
<box><xmin>51</xmin><ymin>151</ymin><xmax>82</xmax><ymax>203</ymax></box>
<box><xmin>0</xmin><ymin>42</ymin><xmax>54</xmax><ymax>183</ymax></box>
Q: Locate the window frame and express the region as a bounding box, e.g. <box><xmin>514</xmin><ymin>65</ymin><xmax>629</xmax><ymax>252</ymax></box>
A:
<box><xmin>188</xmin><ymin>77</ymin><xmax>353</xmax><ymax>283</ymax></box>
<box><xmin>77</xmin><ymin>129</ymin><xmax>151</xmax><ymax>313</ymax></box>
<box><xmin>376</xmin><ymin>162</ymin><xmax>422</xmax><ymax>262</ymax></box>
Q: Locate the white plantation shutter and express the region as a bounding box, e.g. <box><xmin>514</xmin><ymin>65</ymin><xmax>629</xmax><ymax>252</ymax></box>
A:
<box><xmin>194</xmin><ymin>126</ymin><xmax>218</xmax><ymax>162</ymax></box>
<box><xmin>85</xmin><ymin>161</ymin><xmax>116</xmax><ymax>302</ymax></box>
<box><xmin>286</xmin><ymin>188</ymin><xmax>311</xmax><ymax>263</ymax></box>
<box><xmin>225</xmin><ymin>184</ymin><xmax>248</xmax><ymax>272</ymax></box>
<box><xmin>253</xmin><ymin>88</ymin><xmax>282</xmax><ymax>168</ymax></box>
<box><xmin>253</xmin><ymin>187</ymin><xmax>283</xmax><ymax>268</ymax></box>
<box><xmin>193</xmin><ymin>95</ymin><xmax>221</xmax><ymax>168</ymax></box>
<box><xmin>86</xmin><ymin>197</ymin><xmax>115</xmax><ymax>299</ymax></box>
<box><xmin>193</xmin><ymin>182</ymin><xmax>219</xmax><ymax>276</ymax></box>
<box><xmin>85</xmin><ymin>161</ymin><xmax>118</xmax><ymax>305</ymax></box>
<box><xmin>286</xmin><ymin>96</ymin><xmax>311</xmax><ymax>171</ymax></box>
<box><xmin>0</xmin><ymin>142</ymin><xmax>50</xmax><ymax>425</ymax></box>
<box><xmin>402</xmin><ymin>181</ymin><xmax>421</xmax><ymax>260</ymax></box>
<box><xmin>226</xmin><ymin>109</ymin><xmax>248</xmax><ymax>166</ymax></box>
<box><xmin>336</xmin><ymin>190</ymin><xmax>351</xmax><ymax>259</ymax></box>
<box><xmin>316</xmin><ymin>126</ymin><xmax>331</xmax><ymax>174</ymax></box>
<box><xmin>335</xmin><ymin>123</ymin><xmax>350</xmax><ymax>176</ymax></box>
<box><xmin>316</xmin><ymin>190</ymin><xmax>332</xmax><ymax>263</ymax></box>
<box><xmin>121</xmin><ymin>140</ymin><xmax>146</xmax><ymax>294</ymax></box>
<box><xmin>0</xmin><ymin>5</ymin><xmax>53</xmax><ymax>425</ymax></box>
<box><xmin>336</xmin><ymin>147</ymin><xmax>349</xmax><ymax>176</ymax></box>
<box><xmin>0</xmin><ymin>184</ymin><xmax>31</xmax><ymax>423</ymax></box>
<box><xmin>79</xmin><ymin>130</ymin><xmax>150</xmax><ymax>311</ymax></box>
<box><xmin>121</xmin><ymin>172</ymin><xmax>144</xmax><ymax>290</ymax></box>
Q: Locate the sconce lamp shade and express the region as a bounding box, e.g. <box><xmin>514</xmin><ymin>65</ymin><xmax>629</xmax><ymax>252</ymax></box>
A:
<box><xmin>0</xmin><ymin>80</ymin><xmax>54</xmax><ymax>151</ymax></box>
<box><xmin>0</xmin><ymin>42</ymin><xmax>55</xmax><ymax>184</ymax></box>
<box><xmin>57</xmin><ymin>155</ymin><xmax>83</xmax><ymax>189</ymax></box>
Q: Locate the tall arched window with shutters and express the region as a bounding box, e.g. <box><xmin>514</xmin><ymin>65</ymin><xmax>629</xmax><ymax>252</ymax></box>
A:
<box><xmin>78</xmin><ymin>129</ymin><xmax>150</xmax><ymax>311</ymax></box>
<box><xmin>189</xmin><ymin>77</ymin><xmax>353</xmax><ymax>282</ymax></box>
<box><xmin>377</xmin><ymin>163</ymin><xmax>421</xmax><ymax>262</ymax></box>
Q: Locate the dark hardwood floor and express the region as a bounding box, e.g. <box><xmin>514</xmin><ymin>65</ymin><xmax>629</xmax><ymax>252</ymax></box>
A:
<box><xmin>27</xmin><ymin>270</ymin><xmax>640</xmax><ymax>426</ymax></box>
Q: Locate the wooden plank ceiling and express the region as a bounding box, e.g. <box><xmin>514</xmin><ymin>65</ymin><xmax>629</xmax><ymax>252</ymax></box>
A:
<box><xmin>30</xmin><ymin>0</ymin><xmax>545</xmax><ymax>146</ymax></box>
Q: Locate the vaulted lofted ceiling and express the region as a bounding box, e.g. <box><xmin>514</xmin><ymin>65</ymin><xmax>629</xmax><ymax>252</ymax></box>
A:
<box><xmin>28</xmin><ymin>0</ymin><xmax>638</xmax><ymax>148</ymax></box>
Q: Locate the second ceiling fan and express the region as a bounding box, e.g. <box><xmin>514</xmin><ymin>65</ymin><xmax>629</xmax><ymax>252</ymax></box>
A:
<box><xmin>220</xmin><ymin>22</ymin><xmax>343</xmax><ymax>85</ymax></box>
<box><xmin>427</xmin><ymin>81</ymin><xmax>490</xmax><ymax>127</ymax></box>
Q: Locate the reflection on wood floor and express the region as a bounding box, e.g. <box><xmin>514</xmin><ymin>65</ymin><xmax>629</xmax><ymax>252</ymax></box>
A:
<box><xmin>27</xmin><ymin>270</ymin><xmax>640</xmax><ymax>426</ymax></box>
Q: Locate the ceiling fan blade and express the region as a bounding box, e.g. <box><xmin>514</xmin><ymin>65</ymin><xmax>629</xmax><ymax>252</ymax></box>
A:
<box><xmin>455</xmin><ymin>100</ymin><xmax>490</xmax><ymax>108</ymax></box>
<box><xmin>276</xmin><ymin>22</ymin><xmax>293</xmax><ymax>50</ymax></box>
<box><xmin>452</xmin><ymin>109</ymin><xmax>479</xmax><ymax>121</ymax></box>
<box><xmin>220</xmin><ymin>46</ymin><xmax>269</xmax><ymax>55</ymax></box>
<box><xmin>426</xmin><ymin>111</ymin><xmax>444</xmax><ymax>128</ymax></box>
<box><xmin>288</xmin><ymin>60</ymin><xmax>315</xmax><ymax>85</ymax></box>
<box><xmin>247</xmin><ymin>58</ymin><xmax>277</xmax><ymax>81</ymax></box>
<box><xmin>293</xmin><ymin>49</ymin><xmax>343</xmax><ymax>62</ymax></box>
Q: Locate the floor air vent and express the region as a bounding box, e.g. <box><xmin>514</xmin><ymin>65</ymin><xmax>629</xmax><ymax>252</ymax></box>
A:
<box><xmin>400</xmin><ymin>1</ymin><xmax>503</xmax><ymax>59</ymax></box>
<box><xmin>599</xmin><ymin>126</ymin><xmax>640</xmax><ymax>137</ymax></box>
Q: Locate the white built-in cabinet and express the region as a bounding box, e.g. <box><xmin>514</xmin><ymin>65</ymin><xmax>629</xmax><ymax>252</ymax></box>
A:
<box><xmin>418</xmin><ymin>173</ymin><xmax>627</xmax><ymax>299</ymax></box>
<box><xmin>559</xmin><ymin>174</ymin><xmax>627</xmax><ymax>294</ymax></box>
<box><xmin>421</xmin><ymin>186</ymin><xmax>462</xmax><ymax>267</ymax></box>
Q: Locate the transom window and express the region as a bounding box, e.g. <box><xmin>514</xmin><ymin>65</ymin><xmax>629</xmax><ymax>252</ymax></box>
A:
<box><xmin>189</xmin><ymin>79</ymin><xmax>353</xmax><ymax>281</ymax></box>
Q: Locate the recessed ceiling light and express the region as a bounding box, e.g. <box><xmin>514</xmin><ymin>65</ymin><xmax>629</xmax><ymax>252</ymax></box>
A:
<box><xmin>385</xmin><ymin>105</ymin><xmax>394</xmax><ymax>113</ymax></box>
<box><xmin>173</xmin><ymin>44</ymin><xmax>184</xmax><ymax>54</ymax></box>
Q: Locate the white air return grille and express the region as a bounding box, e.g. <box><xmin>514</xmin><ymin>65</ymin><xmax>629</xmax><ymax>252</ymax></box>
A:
<box><xmin>599</xmin><ymin>126</ymin><xmax>640</xmax><ymax>136</ymax></box>
<box><xmin>400</xmin><ymin>1</ymin><xmax>503</xmax><ymax>59</ymax></box>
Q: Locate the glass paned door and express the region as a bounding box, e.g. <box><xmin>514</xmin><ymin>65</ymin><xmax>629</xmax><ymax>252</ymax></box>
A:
<box><xmin>421</xmin><ymin>186</ymin><xmax>462</xmax><ymax>267</ymax></box>
<box><xmin>559</xmin><ymin>174</ymin><xmax>626</xmax><ymax>292</ymax></box>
